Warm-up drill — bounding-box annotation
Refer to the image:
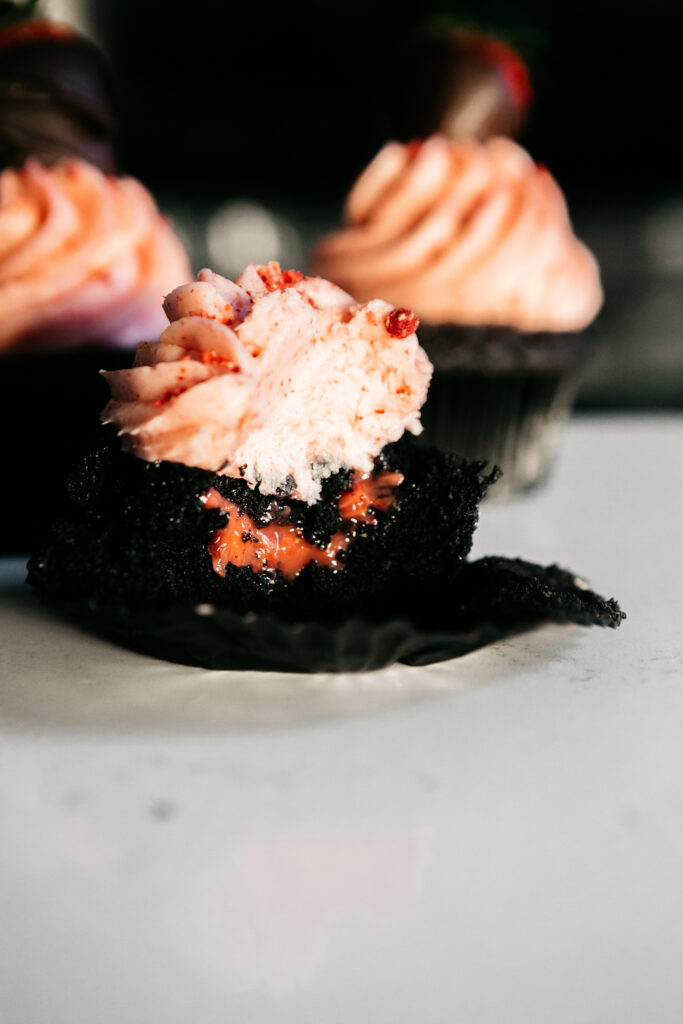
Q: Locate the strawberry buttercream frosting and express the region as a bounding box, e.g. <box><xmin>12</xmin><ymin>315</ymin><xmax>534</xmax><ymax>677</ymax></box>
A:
<box><xmin>102</xmin><ymin>263</ymin><xmax>432</xmax><ymax>503</ymax></box>
<box><xmin>0</xmin><ymin>159</ymin><xmax>190</xmax><ymax>351</ymax></box>
<box><xmin>314</xmin><ymin>135</ymin><xmax>602</xmax><ymax>333</ymax></box>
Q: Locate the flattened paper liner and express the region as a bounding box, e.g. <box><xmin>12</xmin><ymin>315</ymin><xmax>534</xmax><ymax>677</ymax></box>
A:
<box><xmin>49</xmin><ymin>558</ymin><xmax>624</xmax><ymax>673</ymax></box>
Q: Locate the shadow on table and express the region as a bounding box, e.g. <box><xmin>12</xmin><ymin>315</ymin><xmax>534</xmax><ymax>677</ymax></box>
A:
<box><xmin>0</xmin><ymin>566</ymin><xmax>580</xmax><ymax>733</ymax></box>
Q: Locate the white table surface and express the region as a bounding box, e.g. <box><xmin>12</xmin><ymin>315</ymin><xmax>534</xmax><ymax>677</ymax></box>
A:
<box><xmin>1</xmin><ymin>414</ymin><xmax>682</xmax><ymax>1024</ymax></box>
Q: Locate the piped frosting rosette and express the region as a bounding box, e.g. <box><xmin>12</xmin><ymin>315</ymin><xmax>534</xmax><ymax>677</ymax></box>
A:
<box><xmin>0</xmin><ymin>158</ymin><xmax>190</xmax><ymax>351</ymax></box>
<box><xmin>102</xmin><ymin>263</ymin><xmax>432</xmax><ymax>504</ymax></box>
<box><xmin>314</xmin><ymin>135</ymin><xmax>602</xmax><ymax>333</ymax></box>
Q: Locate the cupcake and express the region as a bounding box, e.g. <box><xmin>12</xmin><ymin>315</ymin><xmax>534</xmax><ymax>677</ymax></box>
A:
<box><xmin>29</xmin><ymin>263</ymin><xmax>624</xmax><ymax>672</ymax></box>
<box><xmin>0</xmin><ymin>10</ymin><xmax>190</xmax><ymax>550</ymax></box>
<box><xmin>313</xmin><ymin>134</ymin><xmax>603</xmax><ymax>496</ymax></box>
<box><xmin>0</xmin><ymin>159</ymin><xmax>189</xmax><ymax>350</ymax></box>
<box><xmin>0</xmin><ymin>157</ymin><xmax>190</xmax><ymax>551</ymax></box>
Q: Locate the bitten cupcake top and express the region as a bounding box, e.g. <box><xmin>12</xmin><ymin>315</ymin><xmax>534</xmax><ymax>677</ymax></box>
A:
<box><xmin>314</xmin><ymin>135</ymin><xmax>602</xmax><ymax>333</ymax></box>
<box><xmin>0</xmin><ymin>158</ymin><xmax>190</xmax><ymax>351</ymax></box>
<box><xmin>30</xmin><ymin>260</ymin><xmax>624</xmax><ymax>667</ymax></box>
<box><xmin>102</xmin><ymin>262</ymin><xmax>432</xmax><ymax>503</ymax></box>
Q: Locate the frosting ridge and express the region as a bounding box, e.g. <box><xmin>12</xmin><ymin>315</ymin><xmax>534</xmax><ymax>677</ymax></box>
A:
<box><xmin>0</xmin><ymin>159</ymin><xmax>190</xmax><ymax>351</ymax></box>
<box><xmin>102</xmin><ymin>263</ymin><xmax>432</xmax><ymax>503</ymax></box>
<box><xmin>314</xmin><ymin>135</ymin><xmax>602</xmax><ymax>333</ymax></box>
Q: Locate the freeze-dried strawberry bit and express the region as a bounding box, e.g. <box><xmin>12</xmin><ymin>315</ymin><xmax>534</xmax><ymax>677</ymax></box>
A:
<box><xmin>385</xmin><ymin>308</ymin><xmax>420</xmax><ymax>339</ymax></box>
<box><xmin>282</xmin><ymin>269</ymin><xmax>304</xmax><ymax>286</ymax></box>
<box><xmin>255</xmin><ymin>262</ymin><xmax>304</xmax><ymax>293</ymax></box>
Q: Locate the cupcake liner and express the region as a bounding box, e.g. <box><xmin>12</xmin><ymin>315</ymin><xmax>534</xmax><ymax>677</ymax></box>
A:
<box><xmin>45</xmin><ymin>557</ymin><xmax>623</xmax><ymax>673</ymax></box>
<box><xmin>0</xmin><ymin>347</ymin><xmax>131</xmax><ymax>554</ymax></box>
<box><xmin>60</xmin><ymin>600</ymin><xmax>514</xmax><ymax>673</ymax></box>
<box><xmin>418</xmin><ymin>324</ymin><xmax>595</xmax><ymax>497</ymax></box>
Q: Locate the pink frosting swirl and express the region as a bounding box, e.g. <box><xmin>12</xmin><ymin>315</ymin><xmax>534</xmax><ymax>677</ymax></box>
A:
<box><xmin>314</xmin><ymin>135</ymin><xmax>602</xmax><ymax>333</ymax></box>
<box><xmin>102</xmin><ymin>263</ymin><xmax>432</xmax><ymax>504</ymax></box>
<box><xmin>0</xmin><ymin>159</ymin><xmax>191</xmax><ymax>352</ymax></box>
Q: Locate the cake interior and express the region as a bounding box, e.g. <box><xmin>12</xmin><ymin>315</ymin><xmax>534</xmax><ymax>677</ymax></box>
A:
<box><xmin>28</xmin><ymin>434</ymin><xmax>499</xmax><ymax>625</ymax></box>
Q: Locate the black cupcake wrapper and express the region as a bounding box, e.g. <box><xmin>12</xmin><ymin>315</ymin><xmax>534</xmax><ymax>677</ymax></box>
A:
<box><xmin>420</xmin><ymin>368</ymin><xmax>583</xmax><ymax>496</ymax></box>
<box><xmin>418</xmin><ymin>324</ymin><xmax>595</xmax><ymax>497</ymax></box>
<box><xmin>418</xmin><ymin>323</ymin><xmax>595</xmax><ymax>373</ymax></box>
<box><xmin>46</xmin><ymin>557</ymin><xmax>624</xmax><ymax>673</ymax></box>
<box><xmin>65</xmin><ymin>601</ymin><xmax>515</xmax><ymax>673</ymax></box>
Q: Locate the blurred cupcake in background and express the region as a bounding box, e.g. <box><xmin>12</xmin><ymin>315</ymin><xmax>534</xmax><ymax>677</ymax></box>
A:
<box><xmin>0</xmin><ymin>158</ymin><xmax>190</xmax><ymax>351</ymax></box>
<box><xmin>314</xmin><ymin>30</ymin><xmax>602</xmax><ymax>497</ymax></box>
<box><xmin>0</xmin><ymin>6</ymin><xmax>191</xmax><ymax>550</ymax></box>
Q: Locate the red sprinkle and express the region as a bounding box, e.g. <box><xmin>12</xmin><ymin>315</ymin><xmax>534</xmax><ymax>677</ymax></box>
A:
<box><xmin>384</xmin><ymin>308</ymin><xmax>420</xmax><ymax>339</ymax></box>
<box><xmin>282</xmin><ymin>269</ymin><xmax>304</xmax><ymax>286</ymax></box>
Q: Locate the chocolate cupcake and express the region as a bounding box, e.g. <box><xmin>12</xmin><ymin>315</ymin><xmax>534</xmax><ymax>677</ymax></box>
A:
<box><xmin>0</xmin><ymin>158</ymin><xmax>190</xmax><ymax>551</ymax></box>
<box><xmin>313</xmin><ymin>135</ymin><xmax>603</xmax><ymax>497</ymax></box>
<box><xmin>29</xmin><ymin>263</ymin><xmax>624</xmax><ymax>672</ymax></box>
<box><xmin>0</xmin><ymin>10</ymin><xmax>191</xmax><ymax>551</ymax></box>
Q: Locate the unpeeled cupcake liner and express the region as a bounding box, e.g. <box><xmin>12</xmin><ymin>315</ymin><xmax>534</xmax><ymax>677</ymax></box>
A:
<box><xmin>44</xmin><ymin>557</ymin><xmax>624</xmax><ymax>673</ymax></box>
<box><xmin>0</xmin><ymin>346</ymin><xmax>132</xmax><ymax>554</ymax></box>
<box><xmin>418</xmin><ymin>324</ymin><xmax>596</xmax><ymax>498</ymax></box>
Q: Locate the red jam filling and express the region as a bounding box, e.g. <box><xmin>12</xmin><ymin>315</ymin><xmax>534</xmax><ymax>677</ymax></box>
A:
<box><xmin>204</xmin><ymin>470</ymin><xmax>403</xmax><ymax>581</ymax></box>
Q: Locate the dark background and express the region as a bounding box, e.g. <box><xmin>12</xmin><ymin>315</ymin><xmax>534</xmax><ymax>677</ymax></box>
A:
<box><xmin>86</xmin><ymin>1</ymin><xmax>683</xmax><ymax>407</ymax></box>
<box><xmin>92</xmin><ymin>0</ymin><xmax>680</xmax><ymax>197</ymax></box>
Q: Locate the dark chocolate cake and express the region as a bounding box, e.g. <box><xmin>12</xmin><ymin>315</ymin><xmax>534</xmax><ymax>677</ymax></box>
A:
<box><xmin>28</xmin><ymin>435</ymin><xmax>498</xmax><ymax>623</ymax></box>
<box><xmin>454</xmin><ymin>557</ymin><xmax>625</xmax><ymax>630</ymax></box>
<box><xmin>28</xmin><ymin>435</ymin><xmax>624</xmax><ymax>672</ymax></box>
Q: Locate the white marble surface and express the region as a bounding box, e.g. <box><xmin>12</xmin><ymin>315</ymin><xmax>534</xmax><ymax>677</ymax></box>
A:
<box><xmin>1</xmin><ymin>415</ymin><xmax>682</xmax><ymax>1024</ymax></box>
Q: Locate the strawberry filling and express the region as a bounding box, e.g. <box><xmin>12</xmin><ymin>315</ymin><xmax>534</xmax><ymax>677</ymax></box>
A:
<box><xmin>204</xmin><ymin>470</ymin><xmax>403</xmax><ymax>581</ymax></box>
